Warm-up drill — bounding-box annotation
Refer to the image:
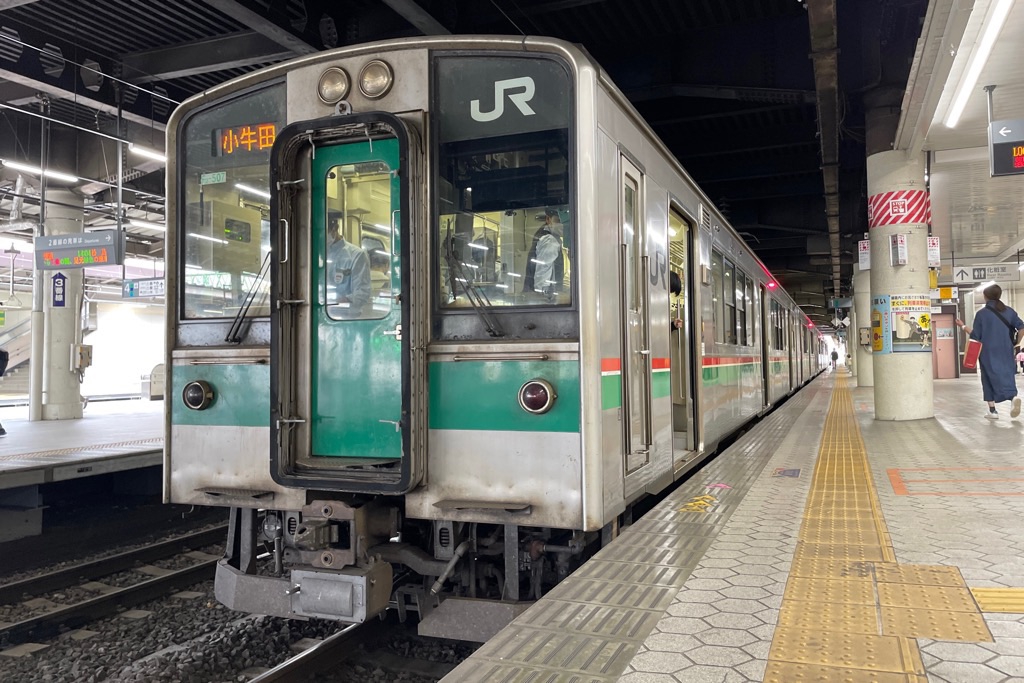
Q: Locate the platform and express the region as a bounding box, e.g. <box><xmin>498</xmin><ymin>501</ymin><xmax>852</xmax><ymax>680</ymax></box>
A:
<box><xmin>442</xmin><ymin>370</ymin><xmax>1024</xmax><ymax>683</ymax></box>
<box><xmin>0</xmin><ymin>400</ymin><xmax>163</xmax><ymax>541</ymax></box>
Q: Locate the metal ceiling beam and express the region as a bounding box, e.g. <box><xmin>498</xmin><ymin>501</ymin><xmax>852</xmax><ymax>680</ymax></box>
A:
<box><xmin>201</xmin><ymin>0</ymin><xmax>317</xmax><ymax>55</ymax></box>
<box><xmin>0</xmin><ymin>23</ymin><xmax>184</xmax><ymax>128</ymax></box>
<box><xmin>380</xmin><ymin>0</ymin><xmax>450</xmax><ymax>35</ymax></box>
<box><xmin>627</xmin><ymin>83</ymin><xmax>815</xmax><ymax>105</ymax></box>
<box><xmin>806</xmin><ymin>0</ymin><xmax>842</xmax><ymax>297</ymax></box>
<box><xmin>121</xmin><ymin>31</ymin><xmax>293</xmax><ymax>84</ymax></box>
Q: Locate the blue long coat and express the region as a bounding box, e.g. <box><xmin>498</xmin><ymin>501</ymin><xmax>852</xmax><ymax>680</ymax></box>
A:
<box><xmin>970</xmin><ymin>301</ymin><xmax>1024</xmax><ymax>402</ymax></box>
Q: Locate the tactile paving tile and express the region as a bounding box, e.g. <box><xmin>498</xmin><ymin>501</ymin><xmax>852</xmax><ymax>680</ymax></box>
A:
<box><xmin>769</xmin><ymin>626</ymin><xmax>924</xmax><ymax>673</ymax></box>
<box><xmin>778</xmin><ymin>599</ymin><xmax>880</xmax><ymax>634</ymax></box>
<box><xmin>567</xmin><ymin>559</ymin><xmax>690</xmax><ymax>588</ymax></box>
<box><xmin>514</xmin><ymin>599</ymin><xmax>662</xmax><ymax>642</ymax></box>
<box><xmin>764</xmin><ymin>661</ymin><xmax>927</xmax><ymax>682</ymax></box>
<box><xmin>876</xmin><ymin>583</ymin><xmax>981</xmax><ymax>612</ymax></box>
<box><xmin>873</xmin><ymin>563</ymin><xmax>965</xmax><ymax>587</ymax></box>
<box><xmin>880</xmin><ymin>605</ymin><xmax>993</xmax><ymax>641</ymax></box>
<box><xmin>800</xmin><ymin>527</ymin><xmax>883</xmax><ymax>547</ymax></box>
<box><xmin>793</xmin><ymin>541</ymin><xmax>887</xmax><ymax>563</ymax></box>
<box><xmin>789</xmin><ymin>556</ymin><xmax>873</xmax><ymax>579</ymax></box>
<box><xmin>971</xmin><ymin>587</ymin><xmax>1024</xmax><ymax>613</ymax></box>
<box><xmin>469</xmin><ymin>624</ymin><xmax>637</xmax><ymax>675</ymax></box>
<box><xmin>543</xmin><ymin>576</ymin><xmax>678</xmax><ymax>611</ymax></box>
<box><xmin>786</xmin><ymin>577</ymin><xmax>877</xmax><ymax>605</ymax></box>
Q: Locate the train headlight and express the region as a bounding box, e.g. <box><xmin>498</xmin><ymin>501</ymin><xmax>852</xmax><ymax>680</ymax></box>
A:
<box><xmin>518</xmin><ymin>379</ymin><xmax>556</xmax><ymax>414</ymax></box>
<box><xmin>317</xmin><ymin>67</ymin><xmax>350</xmax><ymax>104</ymax></box>
<box><xmin>182</xmin><ymin>380</ymin><xmax>214</xmax><ymax>411</ymax></box>
<box><xmin>358</xmin><ymin>60</ymin><xmax>393</xmax><ymax>99</ymax></box>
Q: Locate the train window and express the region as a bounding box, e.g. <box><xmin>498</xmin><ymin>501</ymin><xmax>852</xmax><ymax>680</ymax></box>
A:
<box><xmin>723</xmin><ymin>259</ymin><xmax>737</xmax><ymax>345</ymax></box>
<box><xmin>711</xmin><ymin>250</ymin><xmax>724</xmax><ymax>343</ymax></box>
<box><xmin>179</xmin><ymin>83</ymin><xmax>285</xmax><ymax>320</ymax></box>
<box><xmin>321</xmin><ymin>161</ymin><xmax>394</xmax><ymax>321</ymax></box>
<box><xmin>434</xmin><ymin>56</ymin><xmax>572</xmax><ymax>311</ymax></box>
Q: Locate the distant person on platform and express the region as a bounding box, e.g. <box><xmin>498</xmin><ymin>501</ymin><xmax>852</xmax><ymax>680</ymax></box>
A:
<box><xmin>830</xmin><ymin>349</ymin><xmax>838</xmax><ymax>369</ymax></box>
<box><xmin>956</xmin><ymin>284</ymin><xmax>1024</xmax><ymax>420</ymax></box>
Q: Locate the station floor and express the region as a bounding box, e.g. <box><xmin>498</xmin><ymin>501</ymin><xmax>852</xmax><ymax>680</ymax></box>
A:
<box><xmin>0</xmin><ymin>399</ymin><xmax>163</xmax><ymax>490</ymax></box>
<box><xmin>444</xmin><ymin>370</ymin><xmax>1024</xmax><ymax>683</ymax></box>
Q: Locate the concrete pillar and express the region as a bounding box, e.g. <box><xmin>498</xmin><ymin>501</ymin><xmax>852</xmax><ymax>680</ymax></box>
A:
<box><xmin>849</xmin><ymin>308</ymin><xmax>857</xmax><ymax>377</ymax></box>
<box><xmin>868</xmin><ymin>151</ymin><xmax>933</xmax><ymax>420</ymax></box>
<box><xmin>41</xmin><ymin>188</ymin><xmax>84</xmax><ymax>420</ymax></box>
<box><xmin>854</xmin><ymin>265</ymin><xmax>873</xmax><ymax>386</ymax></box>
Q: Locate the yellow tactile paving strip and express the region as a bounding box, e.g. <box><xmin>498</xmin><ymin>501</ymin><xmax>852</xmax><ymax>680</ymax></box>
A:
<box><xmin>764</xmin><ymin>374</ymin><xmax>993</xmax><ymax>683</ymax></box>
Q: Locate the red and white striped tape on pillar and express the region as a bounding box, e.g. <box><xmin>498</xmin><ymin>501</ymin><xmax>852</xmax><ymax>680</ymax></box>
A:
<box><xmin>867</xmin><ymin>190</ymin><xmax>931</xmax><ymax>228</ymax></box>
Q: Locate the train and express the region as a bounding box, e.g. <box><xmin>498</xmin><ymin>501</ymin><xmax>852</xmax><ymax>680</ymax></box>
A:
<box><xmin>164</xmin><ymin>35</ymin><xmax>825</xmax><ymax>641</ymax></box>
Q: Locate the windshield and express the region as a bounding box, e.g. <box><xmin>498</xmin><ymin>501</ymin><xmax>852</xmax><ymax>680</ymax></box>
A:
<box><xmin>179</xmin><ymin>83</ymin><xmax>285</xmax><ymax>319</ymax></box>
<box><xmin>435</xmin><ymin>56</ymin><xmax>572</xmax><ymax>309</ymax></box>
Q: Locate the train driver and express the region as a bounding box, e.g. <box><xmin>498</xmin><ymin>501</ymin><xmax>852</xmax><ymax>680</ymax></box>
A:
<box><xmin>326</xmin><ymin>215</ymin><xmax>372</xmax><ymax>319</ymax></box>
<box><xmin>523</xmin><ymin>208</ymin><xmax>565</xmax><ymax>301</ymax></box>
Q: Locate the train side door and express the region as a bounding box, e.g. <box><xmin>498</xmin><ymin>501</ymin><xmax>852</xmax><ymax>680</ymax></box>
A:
<box><xmin>620</xmin><ymin>157</ymin><xmax>651</xmax><ymax>473</ymax></box>
<box><xmin>759</xmin><ymin>285</ymin><xmax>770</xmax><ymax>406</ymax></box>
<box><xmin>669</xmin><ymin>209</ymin><xmax>696</xmax><ymax>453</ymax></box>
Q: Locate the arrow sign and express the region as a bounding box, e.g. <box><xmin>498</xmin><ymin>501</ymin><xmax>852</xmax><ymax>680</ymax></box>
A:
<box><xmin>954</xmin><ymin>268</ymin><xmax>973</xmax><ymax>284</ymax></box>
<box><xmin>999</xmin><ymin>126</ymin><xmax>1012</xmax><ymax>137</ymax></box>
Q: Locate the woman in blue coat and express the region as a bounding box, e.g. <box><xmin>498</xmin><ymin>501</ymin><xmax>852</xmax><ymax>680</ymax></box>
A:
<box><xmin>957</xmin><ymin>284</ymin><xmax>1024</xmax><ymax>419</ymax></box>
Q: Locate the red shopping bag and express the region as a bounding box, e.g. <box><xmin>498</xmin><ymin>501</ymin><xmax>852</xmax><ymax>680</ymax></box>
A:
<box><xmin>964</xmin><ymin>339</ymin><xmax>982</xmax><ymax>369</ymax></box>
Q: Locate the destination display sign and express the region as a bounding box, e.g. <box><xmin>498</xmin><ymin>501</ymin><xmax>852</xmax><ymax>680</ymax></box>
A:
<box><xmin>212</xmin><ymin>122</ymin><xmax>279</xmax><ymax>157</ymax></box>
<box><xmin>990</xmin><ymin>119</ymin><xmax>1024</xmax><ymax>177</ymax></box>
<box><xmin>34</xmin><ymin>230</ymin><xmax>123</xmax><ymax>270</ymax></box>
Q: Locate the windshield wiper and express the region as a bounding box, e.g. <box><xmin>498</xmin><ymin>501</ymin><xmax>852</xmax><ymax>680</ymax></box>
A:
<box><xmin>444</xmin><ymin>223</ymin><xmax>505</xmax><ymax>338</ymax></box>
<box><xmin>225</xmin><ymin>251</ymin><xmax>272</xmax><ymax>344</ymax></box>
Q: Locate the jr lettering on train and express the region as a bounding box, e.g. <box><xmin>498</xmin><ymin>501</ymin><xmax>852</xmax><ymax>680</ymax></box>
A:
<box><xmin>470</xmin><ymin>76</ymin><xmax>537</xmax><ymax>122</ymax></box>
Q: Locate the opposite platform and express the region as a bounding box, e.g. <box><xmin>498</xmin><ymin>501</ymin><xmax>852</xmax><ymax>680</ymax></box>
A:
<box><xmin>0</xmin><ymin>400</ymin><xmax>163</xmax><ymax>491</ymax></box>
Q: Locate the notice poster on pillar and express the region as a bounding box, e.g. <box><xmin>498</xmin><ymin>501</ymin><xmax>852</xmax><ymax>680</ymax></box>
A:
<box><xmin>890</xmin><ymin>294</ymin><xmax>932</xmax><ymax>352</ymax></box>
<box><xmin>858</xmin><ymin>240</ymin><xmax>870</xmax><ymax>270</ymax></box>
<box><xmin>871</xmin><ymin>295</ymin><xmax>892</xmax><ymax>354</ymax></box>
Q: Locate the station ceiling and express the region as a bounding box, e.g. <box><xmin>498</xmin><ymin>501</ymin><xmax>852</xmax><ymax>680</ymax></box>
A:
<box><xmin>0</xmin><ymin>0</ymin><xmax>1019</xmax><ymax>326</ymax></box>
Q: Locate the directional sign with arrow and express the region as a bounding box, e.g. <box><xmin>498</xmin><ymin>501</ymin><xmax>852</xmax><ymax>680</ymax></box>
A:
<box><xmin>954</xmin><ymin>267</ymin><xmax>972</xmax><ymax>284</ymax></box>
<box><xmin>990</xmin><ymin>119</ymin><xmax>1024</xmax><ymax>177</ymax></box>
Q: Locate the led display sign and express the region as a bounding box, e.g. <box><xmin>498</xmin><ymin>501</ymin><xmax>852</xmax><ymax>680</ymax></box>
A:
<box><xmin>212</xmin><ymin>123</ymin><xmax>278</xmax><ymax>157</ymax></box>
<box><xmin>34</xmin><ymin>230</ymin><xmax>123</xmax><ymax>270</ymax></box>
<box><xmin>990</xmin><ymin>119</ymin><xmax>1024</xmax><ymax>177</ymax></box>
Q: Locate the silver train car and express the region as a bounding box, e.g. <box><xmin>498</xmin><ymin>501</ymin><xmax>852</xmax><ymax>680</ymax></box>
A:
<box><xmin>164</xmin><ymin>36</ymin><xmax>824</xmax><ymax>640</ymax></box>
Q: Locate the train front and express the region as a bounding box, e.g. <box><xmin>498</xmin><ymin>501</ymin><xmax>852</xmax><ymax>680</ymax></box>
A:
<box><xmin>165</xmin><ymin>38</ymin><xmax>592</xmax><ymax>629</ymax></box>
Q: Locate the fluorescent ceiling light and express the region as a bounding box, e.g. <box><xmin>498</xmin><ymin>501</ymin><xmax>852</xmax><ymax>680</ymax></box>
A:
<box><xmin>129</xmin><ymin>219</ymin><xmax>166</xmax><ymax>231</ymax></box>
<box><xmin>189</xmin><ymin>232</ymin><xmax>229</xmax><ymax>245</ymax></box>
<box><xmin>944</xmin><ymin>0</ymin><xmax>1014</xmax><ymax>128</ymax></box>
<box><xmin>128</xmin><ymin>144</ymin><xmax>166</xmax><ymax>163</ymax></box>
<box><xmin>2</xmin><ymin>159</ymin><xmax>79</xmax><ymax>183</ymax></box>
<box><xmin>235</xmin><ymin>183</ymin><xmax>270</xmax><ymax>199</ymax></box>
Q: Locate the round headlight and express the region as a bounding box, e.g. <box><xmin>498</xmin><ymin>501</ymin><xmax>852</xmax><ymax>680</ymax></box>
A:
<box><xmin>358</xmin><ymin>60</ymin><xmax>393</xmax><ymax>99</ymax></box>
<box><xmin>317</xmin><ymin>67</ymin><xmax>350</xmax><ymax>104</ymax></box>
<box><xmin>518</xmin><ymin>379</ymin><xmax>556</xmax><ymax>414</ymax></box>
<box><xmin>182</xmin><ymin>380</ymin><xmax>214</xmax><ymax>411</ymax></box>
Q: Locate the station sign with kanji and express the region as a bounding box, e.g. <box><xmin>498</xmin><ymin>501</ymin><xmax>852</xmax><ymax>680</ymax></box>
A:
<box><xmin>990</xmin><ymin>119</ymin><xmax>1024</xmax><ymax>177</ymax></box>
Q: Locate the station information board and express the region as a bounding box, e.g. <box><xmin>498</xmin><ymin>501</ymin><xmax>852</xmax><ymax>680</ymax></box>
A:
<box><xmin>990</xmin><ymin>119</ymin><xmax>1024</xmax><ymax>177</ymax></box>
<box><xmin>34</xmin><ymin>230</ymin><xmax>123</xmax><ymax>270</ymax></box>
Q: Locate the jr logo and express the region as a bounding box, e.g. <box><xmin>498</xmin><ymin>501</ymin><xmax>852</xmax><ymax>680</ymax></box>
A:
<box><xmin>470</xmin><ymin>77</ymin><xmax>537</xmax><ymax>122</ymax></box>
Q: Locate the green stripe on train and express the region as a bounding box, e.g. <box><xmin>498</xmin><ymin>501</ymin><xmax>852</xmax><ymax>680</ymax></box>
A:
<box><xmin>600</xmin><ymin>371</ymin><xmax>672</xmax><ymax>410</ymax></box>
<box><xmin>171</xmin><ymin>363</ymin><xmax>270</xmax><ymax>427</ymax></box>
<box><xmin>429</xmin><ymin>360</ymin><xmax>580</xmax><ymax>432</ymax></box>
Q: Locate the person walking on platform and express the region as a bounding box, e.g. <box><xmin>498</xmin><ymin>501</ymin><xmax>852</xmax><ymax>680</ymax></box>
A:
<box><xmin>956</xmin><ymin>284</ymin><xmax>1024</xmax><ymax>420</ymax></box>
<box><xmin>1017</xmin><ymin>347</ymin><xmax>1024</xmax><ymax>375</ymax></box>
<box><xmin>830</xmin><ymin>349</ymin><xmax>838</xmax><ymax>370</ymax></box>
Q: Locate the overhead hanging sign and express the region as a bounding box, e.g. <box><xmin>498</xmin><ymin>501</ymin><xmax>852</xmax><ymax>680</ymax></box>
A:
<box><xmin>123</xmin><ymin>278</ymin><xmax>165</xmax><ymax>299</ymax></box>
<box><xmin>952</xmin><ymin>263</ymin><xmax>1022</xmax><ymax>283</ymax></box>
<box><xmin>34</xmin><ymin>230</ymin><xmax>123</xmax><ymax>270</ymax></box>
<box><xmin>990</xmin><ymin>119</ymin><xmax>1024</xmax><ymax>177</ymax></box>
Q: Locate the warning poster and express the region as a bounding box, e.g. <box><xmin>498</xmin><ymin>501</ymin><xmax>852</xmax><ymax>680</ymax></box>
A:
<box><xmin>890</xmin><ymin>294</ymin><xmax>931</xmax><ymax>352</ymax></box>
<box><xmin>871</xmin><ymin>295</ymin><xmax>892</xmax><ymax>354</ymax></box>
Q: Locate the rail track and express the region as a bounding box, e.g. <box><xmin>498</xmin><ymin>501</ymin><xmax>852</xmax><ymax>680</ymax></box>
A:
<box><xmin>0</xmin><ymin>526</ymin><xmax>225</xmax><ymax>646</ymax></box>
